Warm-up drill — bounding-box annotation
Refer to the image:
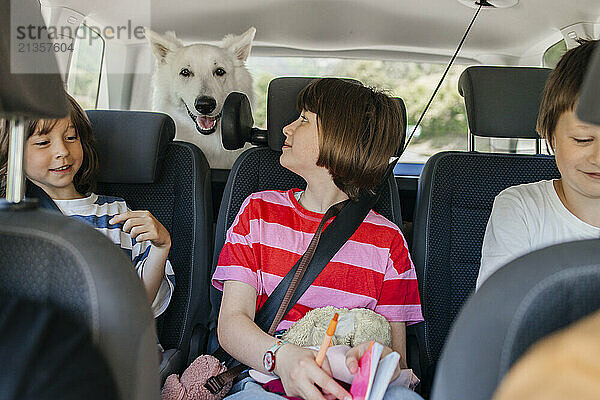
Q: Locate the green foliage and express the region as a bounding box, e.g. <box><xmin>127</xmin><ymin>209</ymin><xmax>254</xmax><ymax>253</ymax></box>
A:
<box><xmin>543</xmin><ymin>40</ymin><xmax>567</xmax><ymax>69</ymax></box>
<box><xmin>333</xmin><ymin>60</ymin><xmax>468</xmax><ymax>144</ymax></box>
<box><xmin>252</xmin><ymin>72</ymin><xmax>274</xmax><ymax>129</ymax></box>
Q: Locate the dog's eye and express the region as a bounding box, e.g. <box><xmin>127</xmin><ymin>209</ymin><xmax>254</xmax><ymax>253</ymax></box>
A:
<box><xmin>214</xmin><ymin>67</ymin><xmax>226</xmax><ymax>77</ymax></box>
<box><xmin>180</xmin><ymin>68</ymin><xmax>192</xmax><ymax>77</ymax></box>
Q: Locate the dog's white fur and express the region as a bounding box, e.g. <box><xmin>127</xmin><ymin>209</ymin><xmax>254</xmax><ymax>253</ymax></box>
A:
<box><xmin>145</xmin><ymin>27</ymin><xmax>255</xmax><ymax>169</ymax></box>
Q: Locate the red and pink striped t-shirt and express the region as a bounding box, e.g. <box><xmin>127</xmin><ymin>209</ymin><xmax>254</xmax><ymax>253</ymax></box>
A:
<box><xmin>212</xmin><ymin>189</ymin><xmax>423</xmax><ymax>331</ymax></box>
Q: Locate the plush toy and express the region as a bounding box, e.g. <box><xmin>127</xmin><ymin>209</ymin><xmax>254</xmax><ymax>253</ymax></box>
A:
<box><xmin>281</xmin><ymin>306</ymin><xmax>392</xmax><ymax>348</ymax></box>
<box><xmin>161</xmin><ymin>355</ymin><xmax>232</xmax><ymax>400</ymax></box>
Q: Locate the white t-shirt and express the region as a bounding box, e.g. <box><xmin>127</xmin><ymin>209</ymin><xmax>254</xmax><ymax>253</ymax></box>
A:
<box><xmin>477</xmin><ymin>180</ymin><xmax>600</xmax><ymax>290</ymax></box>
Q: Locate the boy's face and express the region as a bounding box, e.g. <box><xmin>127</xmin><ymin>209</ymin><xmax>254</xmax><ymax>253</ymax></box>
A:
<box><xmin>554</xmin><ymin>110</ymin><xmax>600</xmax><ymax>199</ymax></box>
<box><xmin>24</xmin><ymin>117</ymin><xmax>84</xmax><ymax>200</ymax></box>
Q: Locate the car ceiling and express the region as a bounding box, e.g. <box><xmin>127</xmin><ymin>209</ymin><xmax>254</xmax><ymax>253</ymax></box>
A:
<box><xmin>41</xmin><ymin>0</ymin><xmax>600</xmax><ymax>61</ymax></box>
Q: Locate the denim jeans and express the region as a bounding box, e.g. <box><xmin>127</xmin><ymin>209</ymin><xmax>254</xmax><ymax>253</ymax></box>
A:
<box><xmin>225</xmin><ymin>377</ymin><xmax>424</xmax><ymax>400</ymax></box>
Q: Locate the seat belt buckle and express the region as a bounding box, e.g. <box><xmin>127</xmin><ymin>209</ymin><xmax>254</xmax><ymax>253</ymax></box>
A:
<box><xmin>204</xmin><ymin>375</ymin><xmax>227</xmax><ymax>395</ymax></box>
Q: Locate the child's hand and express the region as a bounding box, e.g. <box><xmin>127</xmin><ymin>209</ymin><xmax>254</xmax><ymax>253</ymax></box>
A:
<box><xmin>345</xmin><ymin>341</ymin><xmax>401</xmax><ymax>381</ymax></box>
<box><xmin>274</xmin><ymin>343</ymin><xmax>351</xmax><ymax>400</ymax></box>
<box><xmin>109</xmin><ymin>210</ymin><xmax>171</xmax><ymax>249</ymax></box>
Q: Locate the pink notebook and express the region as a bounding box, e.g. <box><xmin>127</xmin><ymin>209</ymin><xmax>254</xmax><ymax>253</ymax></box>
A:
<box><xmin>349</xmin><ymin>342</ymin><xmax>400</xmax><ymax>400</ymax></box>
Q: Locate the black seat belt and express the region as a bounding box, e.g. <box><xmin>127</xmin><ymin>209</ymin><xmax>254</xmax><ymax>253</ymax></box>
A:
<box><xmin>256</xmin><ymin>160</ymin><xmax>397</xmax><ymax>334</ymax></box>
<box><xmin>25</xmin><ymin>180</ymin><xmax>61</xmax><ymax>212</ymax></box>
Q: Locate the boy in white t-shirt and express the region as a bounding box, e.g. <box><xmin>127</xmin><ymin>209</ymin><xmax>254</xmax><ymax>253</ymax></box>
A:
<box><xmin>477</xmin><ymin>39</ymin><xmax>600</xmax><ymax>290</ymax></box>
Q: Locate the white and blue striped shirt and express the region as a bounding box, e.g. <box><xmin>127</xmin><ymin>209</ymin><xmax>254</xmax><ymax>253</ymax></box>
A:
<box><xmin>53</xmin><ymin>193</ymin><xmax>175</xmax><ymax>318</ymax></box>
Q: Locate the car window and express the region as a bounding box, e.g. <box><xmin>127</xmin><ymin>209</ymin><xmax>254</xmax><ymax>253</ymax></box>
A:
<box><xmin>66</xmin><ymin>24</ymin><xmax>104</xmax><ymax>109</ymax></box>
<box><xmin>247</xmin><ymin>57</ymin><xmax>469</xmax><ymax>164</ymax></box>
<box><xmin>543</xmin><ymin>39</ymin><xmax>567</xmax><ymax>69</ymax></box>
<box><xmin>248</xmin><ymin>57</ymin><xmax>552</xmax><ymax>164</ymax></box>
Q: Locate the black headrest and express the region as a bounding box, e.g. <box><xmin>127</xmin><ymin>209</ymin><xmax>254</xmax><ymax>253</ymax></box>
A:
<box><xmin>577</xmin><ymin>42</ymin><xmax>600</xmax><ymax>126</ymax></box>
<box><xmin>86</xmin><ymin>110</ymin><xmax>175</xmax><ymax>184</ymax></box>
<box><xmin>221</xmin><ymin>92</ymin><xmax>258</xmax><ymax>150</ymax></box>
<box><xmin>267</xmin><ymin>77</ymin><xmax>322</xmax><ymax>151</ymax></box>
<box><xmin>458</xmin><ymin>66</ymin><xmax>552</xmax><ymax>139</ymax></box>
<box><xmin>0</xmin><ymin>0</ymin><xmax>68</xmax><ymax>118</ymax></box>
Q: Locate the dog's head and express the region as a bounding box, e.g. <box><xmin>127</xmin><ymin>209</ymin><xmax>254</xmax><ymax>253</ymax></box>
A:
<box><xmin>145</xmin><ymin>27</ymin><xmax>255</xmax><ymax>135</ymax></box>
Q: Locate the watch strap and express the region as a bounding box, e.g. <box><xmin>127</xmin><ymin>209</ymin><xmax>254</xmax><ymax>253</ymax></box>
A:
<box><xmin>267</xmin><ymin>339</ymin><xmax>287</xmax><ymax>354</ymax></box>
<box><xmin>264</xmin><ymin>339</ymin><xmax>288</xmax><ymax>373</ymax></box>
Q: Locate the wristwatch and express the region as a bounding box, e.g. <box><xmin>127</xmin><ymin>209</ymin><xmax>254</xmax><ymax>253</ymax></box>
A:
<box><xmin>263</xmin><ymin>339</ymin><xmax>288</xmax><ymax>374</ymax></box>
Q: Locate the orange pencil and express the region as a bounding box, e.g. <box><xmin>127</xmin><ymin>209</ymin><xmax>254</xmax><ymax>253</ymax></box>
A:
<box><xmin>315</xmin><ymin>313</ymin><xmax>339</xmax><ymax>367</ymax></box>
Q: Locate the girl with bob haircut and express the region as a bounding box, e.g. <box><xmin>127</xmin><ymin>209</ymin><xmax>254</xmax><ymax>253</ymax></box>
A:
<box><xmin>213</xmin><ymin>78</ymin><xmax>423</xmax><ymax>400</ymax></box>
<box><xmin>477</xmin><ymin>39</ymin><xmax>600</xmax><ymax>290</ymax></box>
<box><xmin>0</xmin><ymin>92</ymin><xmax>175</xmax><ymax>319</ymax></box>
<box><xmin>296</xmin><ymin>77</ymin><xmax>405</xmax><ymax>201</ymax></box>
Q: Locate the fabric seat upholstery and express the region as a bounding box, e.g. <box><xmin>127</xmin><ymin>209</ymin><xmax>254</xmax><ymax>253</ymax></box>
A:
<box><xmin>431</xmin><ymin>239</ymin><xmax>600</xmax><ymax>400</ymax></box>
<box><xmin>88</xmin><ymin>110</ymin><xmax>214</xmax><ymax>377</ymax></box>
<box><xmin>411</xmin><ymin>66</ymin><xmax>559</xmax><ymax>394</ymax></box>
<box><xmin>413</xmin><ymin>152</ymin><xmax>559</xmax><ymax>380</ymax></box>
<box><xmin>0</xmin><ymin>209</ymin><xmax>160</xmax><ymax>400</ymax></box>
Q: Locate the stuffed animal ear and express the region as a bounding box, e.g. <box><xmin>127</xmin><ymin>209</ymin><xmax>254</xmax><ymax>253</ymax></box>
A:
<box><xmin>222</xmin><ymin>27</ymin><xmax>256</xmax><ymax>62</ymax></box>
<box><xmin>144</xmin><ymin>27</ymin><xmax>183</xmax><ymax>63</ymax></box>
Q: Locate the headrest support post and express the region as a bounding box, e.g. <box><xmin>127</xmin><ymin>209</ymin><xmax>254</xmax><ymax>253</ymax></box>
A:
<box><xmin>468</xmin><ymin>131</ymin><xmax>475</xmax><ymax>152</ymax></box>
<box><xmin>4</xmin><ymin>118</ymin><xmax>27</xmax><ymax>203</ymax></box>
<box><xmin>250</xmin><ymin>128</ymin><xmax>268</xmax><ymax>146</ymax></box>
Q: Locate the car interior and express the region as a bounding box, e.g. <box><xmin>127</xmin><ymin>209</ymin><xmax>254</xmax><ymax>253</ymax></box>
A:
<box><xmin>1</xmin><ymin>0</ymin><xmax>599</xmax><ymax>399</ymax></box>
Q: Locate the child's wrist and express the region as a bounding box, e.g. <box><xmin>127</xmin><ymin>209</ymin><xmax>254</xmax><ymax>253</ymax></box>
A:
<box><xmin>150</xmin><ymin>242</ymin><xmax>171</xmax><ymax>254</ymax></box>
<box><xmin>272</xmin><ymin>341</ymin><xmax>294</xmax><ymax>376</ymax></box>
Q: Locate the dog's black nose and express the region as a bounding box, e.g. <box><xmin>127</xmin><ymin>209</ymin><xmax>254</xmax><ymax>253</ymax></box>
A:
<box><xmin>195</xmin><ymin>96</ymin><xmax>216</xmax><ymax>114</ymax></box>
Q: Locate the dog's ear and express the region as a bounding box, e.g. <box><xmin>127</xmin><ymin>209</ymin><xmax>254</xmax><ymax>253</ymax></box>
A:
<box><xmin>222</xmin><ymin>27</ymin><xmax>256</xmax><ymax>62</ymax></box>
<box><xmin>144</xmin><ymin>27</ymin><xmax>183</xmax><ymax>63</ymax></box>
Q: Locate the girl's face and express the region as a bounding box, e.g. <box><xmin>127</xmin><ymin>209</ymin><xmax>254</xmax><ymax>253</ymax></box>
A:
<box><xmin>280</xmin><ymin>110</ymin><xmax>321</xmax><ymax>176</ymax></box>
<box><xmin>24</xmin><ymin>117</ymin><xmax>84</xmax><ymax>200</ymax></box>
<box><xmin>554</xmin><ymin>110</ymin><xmax>600</xmax><ymax>201</ymax></box>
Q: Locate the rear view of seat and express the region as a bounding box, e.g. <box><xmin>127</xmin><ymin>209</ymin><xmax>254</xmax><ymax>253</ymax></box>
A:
<box><xmin>87</xmin><ymin>110</ymin><xmax>214</xmax><ymax>377</ymax></box>
<box><xmin>432</xmin><ymin>238</ymin><xmax>600</xmax><ymax>400</ymax></box>
<box><xmin>411</xmin><ymin>66</ymin><xmax>560</xmax><ymax>394</ymax></box>
<box><xmin>0</xmin><ymin>208</ymin><xmax>161</xmax><ymax>399</ymax></box>
<box><xmin>209</xmin><ymin>76</ymin><xmax>405</xmax><ymax>333</ymax></box>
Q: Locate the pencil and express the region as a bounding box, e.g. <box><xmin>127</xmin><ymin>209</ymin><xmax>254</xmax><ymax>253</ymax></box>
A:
<box><xmin>315</xmin><ymin>313</ymin><xmax>339</xmax><ymax>367</ymax></box>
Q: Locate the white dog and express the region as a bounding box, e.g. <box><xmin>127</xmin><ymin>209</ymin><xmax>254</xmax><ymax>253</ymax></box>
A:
<box><xmin>145</xmin><ymin>27</ymin><xmax>255</xmax><ymax>169</ymax></box>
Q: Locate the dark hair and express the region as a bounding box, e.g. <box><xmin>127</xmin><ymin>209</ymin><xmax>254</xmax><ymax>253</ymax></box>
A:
<box><xmin>537</xmin><ymin>39</ymin><xmax>599</xmax><ymax>149</ymax></box>
<box><xmin>296</xmin><ymin>78</ymin><xmax>404</xmax><ymax>201</ymax></box>
<box><xmin>0</xmin><ymin>92</ymin><xmax>98</xmax><ymax>197</ymax></box>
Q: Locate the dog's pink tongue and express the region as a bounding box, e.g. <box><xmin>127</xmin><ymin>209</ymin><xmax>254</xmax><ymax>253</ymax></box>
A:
<box><xmin>198</xmin><ymin>116</ymin><xmax>216</xmax><ymax>130</ymax></box>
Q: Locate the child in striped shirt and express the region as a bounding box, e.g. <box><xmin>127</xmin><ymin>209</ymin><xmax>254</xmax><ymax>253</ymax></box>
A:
<box><xmin>0</xmin><ymin>92</ymin><xmax>174</xmax><ymax>318</ymax></box>
<box><xmin>214</xmin><ymin>78</ymin><xmax>423</xmax><ymax>400</ymax></box>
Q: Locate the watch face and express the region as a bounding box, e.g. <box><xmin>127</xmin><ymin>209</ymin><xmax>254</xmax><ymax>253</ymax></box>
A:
<box><xmin>264</xmin><ymin>351</ymin><xmax>276</xmax><ymax>372</ymax></box>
